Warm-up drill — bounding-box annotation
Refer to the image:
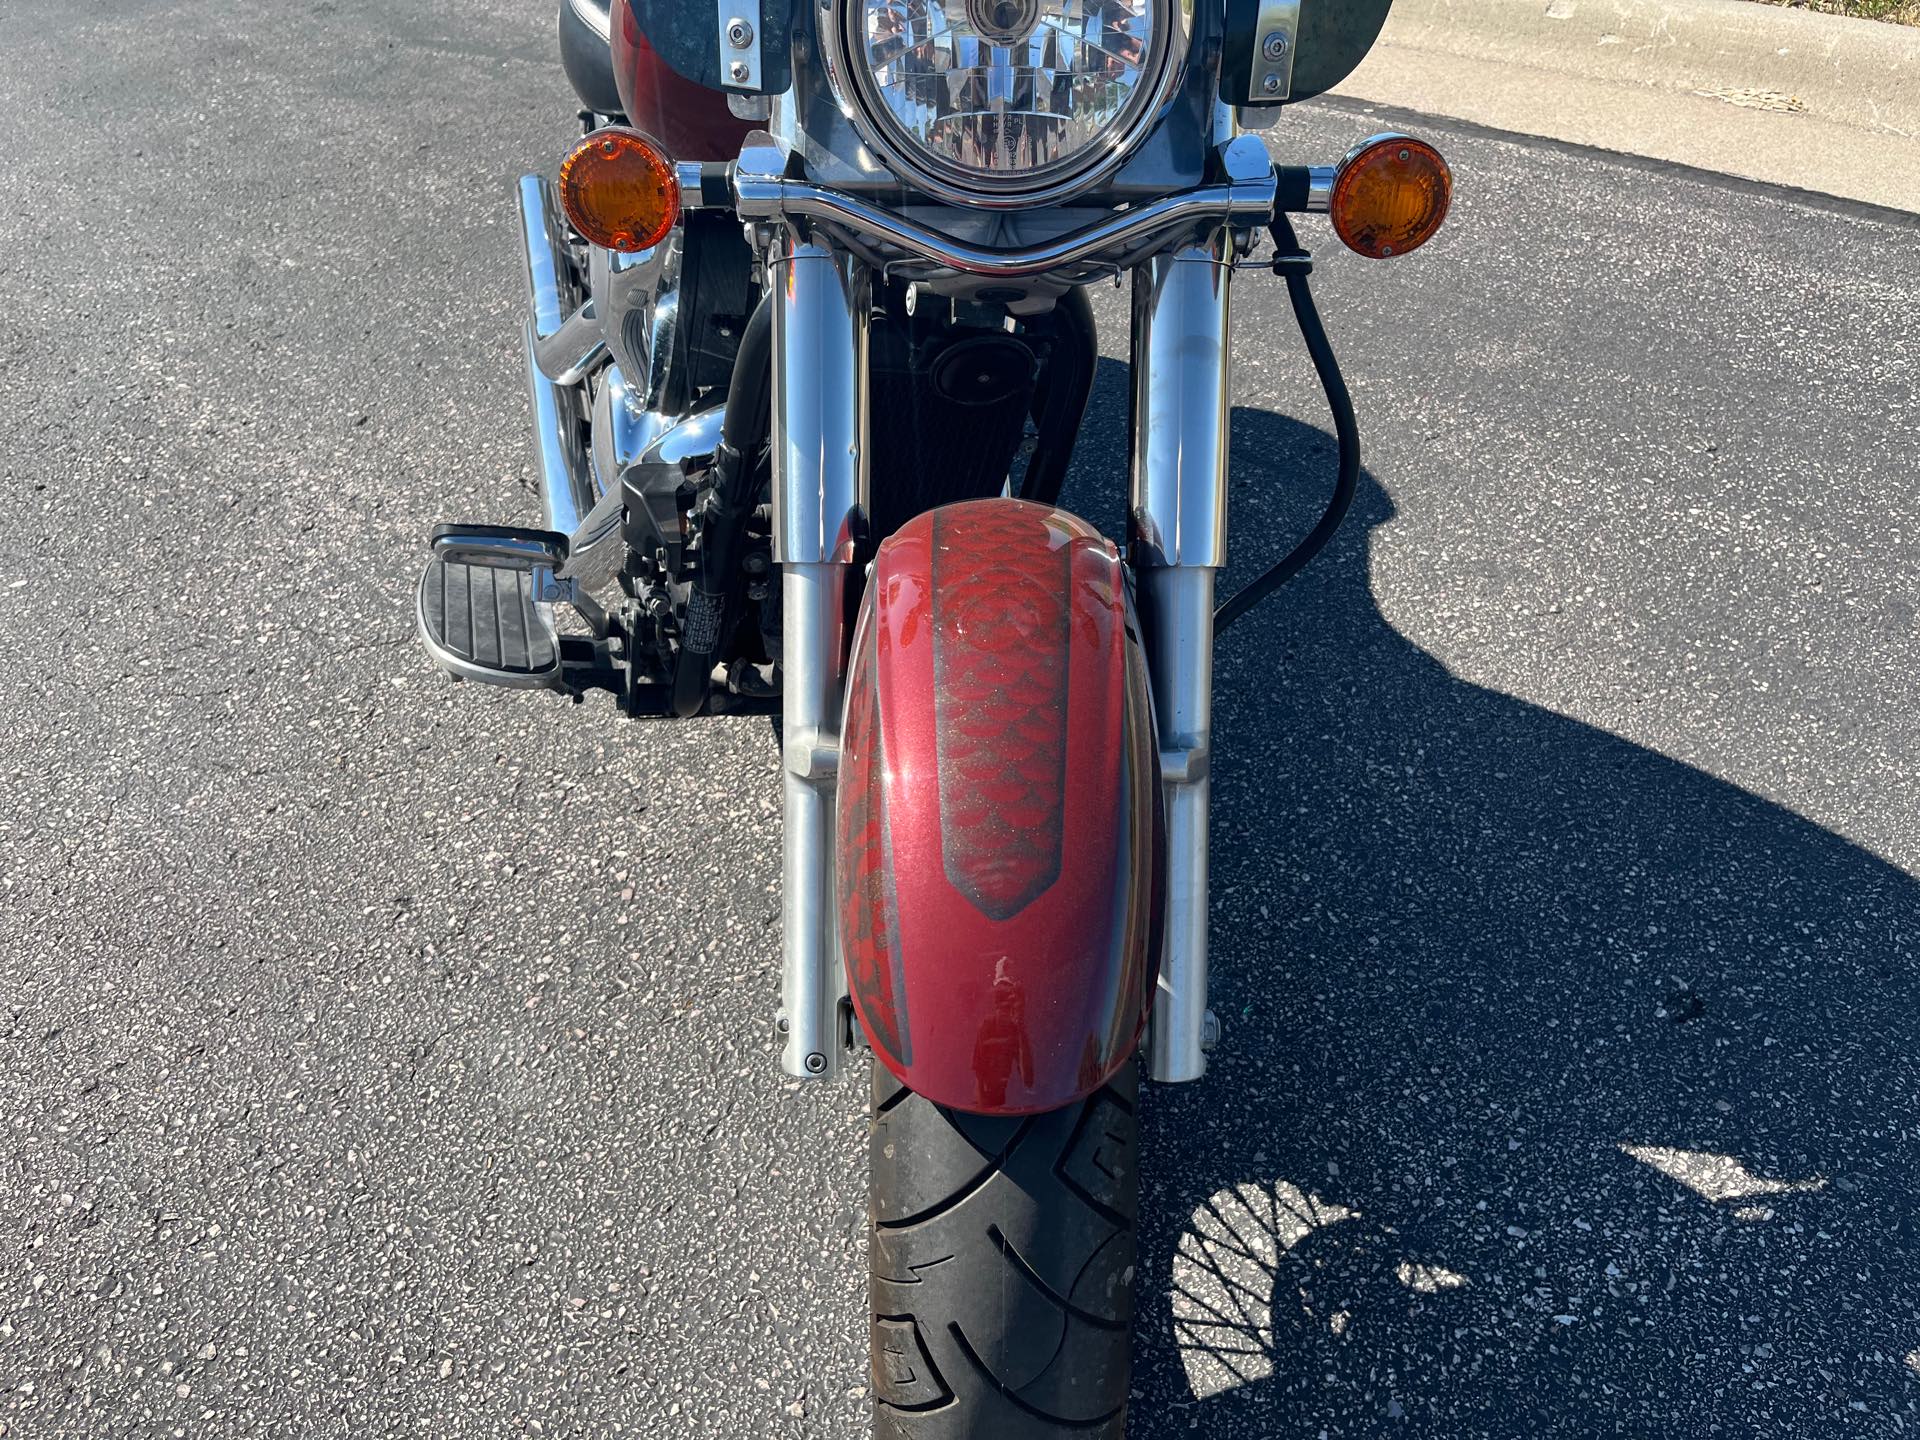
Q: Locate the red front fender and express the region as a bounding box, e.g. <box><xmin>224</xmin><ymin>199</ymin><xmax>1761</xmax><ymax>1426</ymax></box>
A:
<box><xmin>837</xmin><ymin>500</ymin><xmax>1163</xmax><ymax>1116</ymax></box>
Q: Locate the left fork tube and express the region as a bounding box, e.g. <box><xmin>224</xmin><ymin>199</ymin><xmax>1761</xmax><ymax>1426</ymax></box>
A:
<box><xmin>1131</xmin><ymin>237</ymin><xmax>1233</xmax><ymax>1085</ymax></box>
<box><xmin>771</xmin><ymin>235</ymin><xmax>870</xmax><ymax>1080</ymax></box>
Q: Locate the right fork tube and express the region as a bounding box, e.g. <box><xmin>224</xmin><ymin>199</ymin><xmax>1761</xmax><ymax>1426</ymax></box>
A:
<box><xmin>771</xmin><ymin>233</ymin><xmax>870</xmax><ymax>1081</ymax></box>
<box><xmin>1130</xmin><ymin>238</ymin><xmax>1232</xmax><ymax>1084</ymax></box>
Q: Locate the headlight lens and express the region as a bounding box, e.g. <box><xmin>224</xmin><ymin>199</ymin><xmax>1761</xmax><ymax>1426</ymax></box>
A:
<box><xmin>848</xmin><ymin>0</ymin><xmax>1169</xmax><ymax>197</ymax></box>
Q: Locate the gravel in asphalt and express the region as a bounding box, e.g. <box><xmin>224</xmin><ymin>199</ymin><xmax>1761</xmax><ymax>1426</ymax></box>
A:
<box><xmin>1</xmin><ymin>2</ymin><xmax>1917</xmax><ymax>1436</ymax></box>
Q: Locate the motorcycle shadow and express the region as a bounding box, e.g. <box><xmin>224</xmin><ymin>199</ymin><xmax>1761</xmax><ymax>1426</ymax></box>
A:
<box><xmin>1060</xmin><ymin>362</ymin><xmax>1920</xmax><ymax>1437</ymax></box>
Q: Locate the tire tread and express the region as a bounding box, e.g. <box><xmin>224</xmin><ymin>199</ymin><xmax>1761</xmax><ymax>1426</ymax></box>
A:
<box><xmin>869</xmin><ymin>1065</ymin><xmax>1137</xmax><ymax>1440</ymax></box>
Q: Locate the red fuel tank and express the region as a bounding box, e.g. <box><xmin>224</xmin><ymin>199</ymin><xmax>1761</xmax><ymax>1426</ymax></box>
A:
<box><xmin>838</xmin><ymin>501</ymin><xmax>1164</xmax><ymax>1116</ymax></box>
<box><xmin>610</xmin><ymin>1</ymin><xmax>758</xmax><ymax>161</ymax></box>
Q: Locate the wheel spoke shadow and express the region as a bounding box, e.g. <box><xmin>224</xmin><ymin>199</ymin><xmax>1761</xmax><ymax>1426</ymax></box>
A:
<box><xmin>1057</xmin><ymin>359</ymin><xmax>1920</xmax><ymax>1436</ymax></box>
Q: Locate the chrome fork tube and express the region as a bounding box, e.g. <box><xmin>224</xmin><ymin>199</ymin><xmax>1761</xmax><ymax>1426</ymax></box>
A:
<box><xmin>771</xmin><ymin>235</ymin><xmax>870</xmax><ymax>1080</ymax></box>
<box><xmin>1131</xmin><ymin>238</ymin><xmax>1232</xmax><ymax>1084</ymax></box>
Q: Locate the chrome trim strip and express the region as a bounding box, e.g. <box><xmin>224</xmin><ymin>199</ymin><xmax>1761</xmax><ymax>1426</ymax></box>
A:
<box><xmin>675</xmin><ymin>161</ymin><xmax>710</xmax><ymax>213</ymax></box>
<box><xmin>719</xmin><ymin>3</ymin><xmax>762</xmax><ymax>90</ymax></box>
<box><xmin>771</xmin><ymin>240</ymin><xmax>868</xmax><ymax>567</ymax></box>
<box><xmin>1130</xmin><ymin>244</ymin><xmax>1232</xmax><ymax>569</ymax></box>
<box><xmin>610</xmin><ymin>367</ymin><xmax>677</xmax><ymax>475</ymax></box>
<box><xmin>1307</xmin><ymin>164</ymin><xmax>1336</xmax><ymax>213</ymax></box>
<box><xmin>561</xmin><ymin>484</ymin><xmax>626</xmax><ymax>590</ymax></box>
<box><xmin>1142</xmin><ymin>566</ymin><xmax>1216</xmax><ymax>1082</ymax></box>
<box><xmin>534</xmin><ymin>301</ymin><xmax>609</xmax><ymax>386</ymax></box>
<box><xmin>734</xmin><ymin>172</ymin><xmax>1277</xmax><ymax>281</ymax></box>
<box><xmin>1131</xmin><ymin>238</ymin><xmax>1233</xmax><ymax>1084</ymax></box>
<box><xmin>821</xmin><ymin>0</ymin><xmax>1192</xmax><ymax>211</ymax></box>
<box><xmin>594</xmin><ymin>233</ymin><xmax>682</xmax><ymax>413</ymax></box>
<box><xmin>518</xmin><ymin>175</ymin><xmax>573</xmax><ymax>342</ymax></box>
<box><xmin>430</xmin><ymin>530</ymin><xmax>566</xmax><ymax>568</ymax></box>
<box><xmin>1341</xmin><ymin>130</ymin><xmax>1417</xmax><ymax>173</ymax></box>
<box><xmin>567</xmin><ymin>0</ymin><xmax>612</xmax><ymax>44</ymax></box>
<box><xmin>1219</xmin><ymin>133</ymin><xmax>1271</xmax><ymax>188</ymax></box>
<box><xmin>1248</xmin><ymin>0</ymin><xmax>1302</xmax><ymax>102</ymax></box>
<box><xmin>517</xmin><ymin>179</ymin><xmax>599</xmax><ymax>537</ymax></box>
<box><xmin>523</xmin><ymin>324</ymin><xmax>596</xmax><ymax>538</ymax></box>
<box><xmin>517</xmin><ymin>173</ymin><xmax>609</xmax><ymax>533</ymax></box>
<box><xmin>772</xmin><ymin>236</ymin><xmax>870</xmax><ymax>1081</ymax></box>
<box><xmin>639</xmin><ymin>401</ymin><xmax>726</xmax><ymax>470</ymax></box>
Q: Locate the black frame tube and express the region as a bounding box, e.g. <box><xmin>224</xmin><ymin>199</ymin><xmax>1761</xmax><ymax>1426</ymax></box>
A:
<box><xmin>671</xmin><ymin>293</ymin><xmax>776</xmax><ymax>717</ymax></box>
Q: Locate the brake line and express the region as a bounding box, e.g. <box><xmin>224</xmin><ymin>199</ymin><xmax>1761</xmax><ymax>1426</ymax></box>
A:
<box><xmin>1213</xmin><ymin>214</ymin><xmax>1361</xmax><ymax>637</ymax></box>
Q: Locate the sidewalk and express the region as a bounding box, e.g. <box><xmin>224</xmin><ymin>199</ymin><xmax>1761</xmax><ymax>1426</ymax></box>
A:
<box><xmin>1329</xmin><ymin>0</ymin><xmax>1920</xmax><ymax>213</ymax></box>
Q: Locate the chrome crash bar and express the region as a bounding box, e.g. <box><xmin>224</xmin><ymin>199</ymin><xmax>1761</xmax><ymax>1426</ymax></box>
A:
<box><xmin>516</xmin><ymin>175</ymin><xmax>598</xmax><ymax>537</ymax></box>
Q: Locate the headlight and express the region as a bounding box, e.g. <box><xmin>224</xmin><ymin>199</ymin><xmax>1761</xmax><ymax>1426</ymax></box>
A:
<box><xmin>836</xmin><ymin>0</ymin><xmax>1185</xmax><ymax>205</ymax></box>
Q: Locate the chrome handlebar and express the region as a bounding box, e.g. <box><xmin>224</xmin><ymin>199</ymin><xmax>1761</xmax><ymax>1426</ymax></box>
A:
<box><xmin>735</xmin><ymin>176</ymin><xmax>1280</xmax><ymax>281</ymax></box>
<box><xmin>688</xmin><ymin>140</ymin><xmax>1337</xmax><ymax>282</ymax></box>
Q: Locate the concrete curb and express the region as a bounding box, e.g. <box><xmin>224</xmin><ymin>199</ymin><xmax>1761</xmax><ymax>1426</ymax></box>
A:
<box><xmin>1329</xmin><ymin>0</ymin><xmax>1920</xmax><ymax>212</ymax></box>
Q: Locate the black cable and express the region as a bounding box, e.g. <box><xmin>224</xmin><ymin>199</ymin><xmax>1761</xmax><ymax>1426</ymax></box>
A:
<box><xmin>717</xmin><ymin>292</ymin><xmax>776</xmax><ymax>458</ymax></box>
<box><xmin>1213</xmin><ymin>214</ymin><xmax>1361</xmax><ymax>637</ymax></box>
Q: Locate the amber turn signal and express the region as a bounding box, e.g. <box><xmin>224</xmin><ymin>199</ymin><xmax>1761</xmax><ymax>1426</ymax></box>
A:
<box><xmin>1329</xmin><ymin>134</ymin><xmax>1452</xmax><ymax>260</ymax></box>
<box><xmin>558</xmin><ymin>126</ymin><xmax>680</xmax><ymax>254</ymax></box>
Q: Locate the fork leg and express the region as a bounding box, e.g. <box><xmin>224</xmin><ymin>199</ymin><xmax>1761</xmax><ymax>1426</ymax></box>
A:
<box><xmin>770</xmin><ymin>233</ymin><xmax>871</xmax><ymax>1080</ymax></box>
<box><xmin>1130</xmin><ymin>236</ymin><xmax>1233</xmax><ymax>1084</ymax></box>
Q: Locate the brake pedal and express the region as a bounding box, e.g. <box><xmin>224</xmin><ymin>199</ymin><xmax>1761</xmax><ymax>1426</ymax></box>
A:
<box><xmin>415</xmin><ymin>525</ymin><xmax>574</xmax><ymax>689</ymax></box>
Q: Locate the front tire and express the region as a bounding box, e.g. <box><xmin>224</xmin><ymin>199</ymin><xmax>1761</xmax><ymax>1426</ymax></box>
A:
<box><xmin>868</xmin><ymin>1064</ymin><xmax>1138</xmax><ymax>1439</ymax></box>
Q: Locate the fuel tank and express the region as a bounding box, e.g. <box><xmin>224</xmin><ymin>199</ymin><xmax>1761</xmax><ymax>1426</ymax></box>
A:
<box><xmin>610</xmin><ymin>0</ymin><xmax>758</xmax><ymax>160</ymax></box>
<box><xmin>838</xmin><ymin>500</ymin><xmax>1164</xmax><ymax>1116</ymax></box>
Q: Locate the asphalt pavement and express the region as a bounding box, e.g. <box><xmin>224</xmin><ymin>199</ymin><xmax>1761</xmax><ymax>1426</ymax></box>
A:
<box><xmin>2</xmin><ymin>2</ymin><xmax>1918</xmax><ymax>1436</ymax></box>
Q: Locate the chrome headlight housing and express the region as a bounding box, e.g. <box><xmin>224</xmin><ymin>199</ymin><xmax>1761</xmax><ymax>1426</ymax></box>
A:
<box><xmin>830</xmin><ymin>0</ymin><xmax>1189</xmax><ymax>207</ymax></box>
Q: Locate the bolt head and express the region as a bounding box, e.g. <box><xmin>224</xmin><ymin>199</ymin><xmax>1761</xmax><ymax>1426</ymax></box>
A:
<box><xmin>1262</xmin><ymin>31</ymin><xmax>1289</xmax><ymax>60</ymax></box>
<box><xmin>1261</xmin><ymin>72</ymin><xmax>1282</xmax><ymax>95</ymax></box>
<box><xmin>729</xmin><ymin>59</ymin><xmax>751</xmax><ymax>83</ymax></box>
<box><xmin>727</xmin><ymin>17</ymin><xmax>754</xmax><ymax>47</ymax></box>
<box><xmin>804</xmin><ymin>1051</ymin><xmax>827</xmax><ymax>1074</ymax></box>
<box><xmin>1201</xmin><ymin>1008</ymin><xmax>1222</xmax><ymax>1052</ymax></box>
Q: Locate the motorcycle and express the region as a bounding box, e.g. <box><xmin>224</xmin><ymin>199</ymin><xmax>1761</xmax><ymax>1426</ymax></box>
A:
<box><xmin>415</xmin><ymin>0</ymin><xmax>1451</xmax><ymax>1433</ymax></box>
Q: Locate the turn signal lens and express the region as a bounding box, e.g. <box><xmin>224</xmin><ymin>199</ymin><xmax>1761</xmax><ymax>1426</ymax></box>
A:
<box><xmin>1329</xmin><ymin>134</ymin><xmax>1452</xmax><ymax>260</ymax></box>
<box><xmin>558</xmin><ymin>126</ymin><xmax>679</xmax><ymax>253</ymax></box>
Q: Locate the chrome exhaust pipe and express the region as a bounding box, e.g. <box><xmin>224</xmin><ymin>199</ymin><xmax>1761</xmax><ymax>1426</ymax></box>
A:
<box><xmin>516</xmin><ymin>175</ymin><xmax>598</xmax><ymax>537</ymax></box>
